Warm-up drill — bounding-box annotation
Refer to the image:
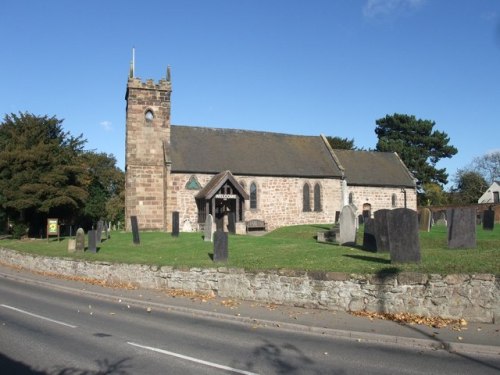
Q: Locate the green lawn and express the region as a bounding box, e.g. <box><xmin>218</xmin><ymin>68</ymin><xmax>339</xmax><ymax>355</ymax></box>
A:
<box><xmin>1</xmin><ymin>224</ymin><xmax>499</xmax><ymax>275</ymax></box>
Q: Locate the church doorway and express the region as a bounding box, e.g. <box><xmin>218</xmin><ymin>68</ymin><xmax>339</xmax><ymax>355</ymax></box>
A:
<box><xmin>195</xmin><ymin>171</ymin><xmax>249</xmax><ymax>233</ymax></box>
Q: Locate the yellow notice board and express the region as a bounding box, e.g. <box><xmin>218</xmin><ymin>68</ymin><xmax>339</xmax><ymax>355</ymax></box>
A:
<box><xmin>47</xmin><ymin>218</ymin><xmax>60</xmax><ymax>241</ymax></box>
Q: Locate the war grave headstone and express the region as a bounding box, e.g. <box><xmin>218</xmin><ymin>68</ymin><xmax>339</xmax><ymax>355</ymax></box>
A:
<box><xmin>483</xmin><ymin>207</ymin><xmax>495</xmax><ymax>231</ymax></box>
<box><xmin>374</xmin><ymin>209</ymin><xmax>390</xmax><ymax>253</ymax></box>
<box><xmin>362</xmin><ymin>217</ymin><xmax>377</xmax><ymax>251</ymax></box>
<box><xmin>88</xmin><ymin>230</ymin><xmax>97</xmax><ymax>253</ymax></box>
<box><xmin>75</xmin><ymin>228</ymin><xmax>85</xmax><ymax>252</ymax></box>
<box><xmin>67</xmin><ymin>238</ymin><xmax>76</xmax><ymax>253</ymax></box>
<box><xmin>338</xmin><ymin>205</ymin><xmax>356</xmax><ymax>245</ymax></box>
<box><xmin>130</xmin><ymin>216</ymin><xmax>140</xmax><ymax>245</ymax></box>
<box><xmin>213</xmin><ymin>230</ymin><xmax>228</xmax><ymax>262</ymax></box>
<box><xmin>172</xmin><ymin>211</ymin><xmax>180</xmax><ymax>237</ymax></box>
<box><xmin>447</xmin><ymin>207</ymin><xmax>476</xmax><ymax>249</ymax></box>
<box><xmin>387</xmin><ymin>208</ymin><xmax>421</xmax><ymax>263</ymax></box>
<box><xmin>204</xmin><ymin>214</ymin><xmax>214</xmax><ymax>242</ymax></box>
<box><xmin>419</xmin><ymin>207</ymin><xmax>432</xmax><ymax>232</ymax></box>
<box><xmin>96</xmin><ymin>220</ymin><xmax>103</xmax><ymax>243</ymax></box>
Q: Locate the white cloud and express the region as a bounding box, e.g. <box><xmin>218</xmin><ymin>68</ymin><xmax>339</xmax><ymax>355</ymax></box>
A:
<box><xmin>100</xmin><ymin>120</ymin><xmax>112</xmax><ymax>131</ymax></box>
<box><xmin>363</xmin><ymin>0</ymin><xmax>426</xmax><ymax>18</ymax></box>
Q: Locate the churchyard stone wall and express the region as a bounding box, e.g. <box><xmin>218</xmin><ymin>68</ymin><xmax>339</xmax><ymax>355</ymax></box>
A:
<box><xmin>169</xmin><ymin>173</ymin><xmax>343</xmax><ymax>231</ymax></box>
<box><xmin>1</xmin><ymin>248</ymin><xmax>497</xmax><ymax>323</ymax></box>
<box><xmin>347</xmin><ymin>186</ymin><xmax>417</xmax><ymax>216</ymax></box>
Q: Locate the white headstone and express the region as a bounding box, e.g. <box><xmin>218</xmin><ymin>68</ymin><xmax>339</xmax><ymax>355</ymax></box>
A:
<box><xmin>338</xmin><ymin>205</ymin><xmax>357</xmax><ymax>245</ymax></box>
<box><xmin>204</xmin><ymin>214</ymin><xmax>214</xmax><ymax>242</ymax></box>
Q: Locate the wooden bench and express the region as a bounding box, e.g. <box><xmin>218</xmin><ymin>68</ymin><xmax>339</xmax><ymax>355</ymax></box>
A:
<box><xmin>246</xmin><ymin>219</ymin><xmax>267</xmax><ymax>232</ymax></box>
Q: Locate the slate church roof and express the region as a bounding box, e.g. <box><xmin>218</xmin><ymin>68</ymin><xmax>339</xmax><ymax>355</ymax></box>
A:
<box><xmin>333</xmin><ymin>149</ymin><xmax>416</xmax><ymax>188</ymax></box>
<box><xmin>168</xmin><ymin>125</ymin><xmax>343</xmax><ymax>178</ymax></box>
<box><xmin>167</xmin><ymin>125</ymin><xmax>416</xmax><ymax>188</ymax></box>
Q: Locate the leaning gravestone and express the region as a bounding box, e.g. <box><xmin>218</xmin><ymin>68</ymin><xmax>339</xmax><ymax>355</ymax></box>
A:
<box><xmin>338</xmin><ymin>205</ymin><xmax>357</xmax><ymax>245</ymax></box>
<box><xmin>483</xmin><ymin>207</ymin><xmax>495</xmax><ymax>231</ymax></box>
<box><xmin>75</xmin><ymin>228</ymin><xmax>85</xmax><ymax>252</ymax></box>
<box><xmin>419</xmin><ymin>207</ymin><xmax>432</xmax><ymax>232</ymax></box>
<box><xmin>213</xmin><ymin>230</ymin><xmax>228</xmax><ymax>262</ymax></box>
<box><xmin>362</xmin><ymin>217</ymin><xmax>377</xmax><ymax>251</ymax></box>
<box><xmin>374</xmin><ymin>209</ymin><xmax>390</xmax><ymax>253</ymax></box>
<box><xmin>88</xmin><ymin>230</ymin><xmax>97</xmax><ymax>253</ymax></box>
<box><xmin>387</xmin><ymin>208</ymin><xmax>421</xmax><ymax>263</ymax></box>
<box><xmin>96</xmin><ymin>220</ymin><xmax>103</xmax><ymax>243</ymax></box>
<box><xmin>204</xmin><ymin>214</ymin><xmax>214</xmax><ymax>242</ymax></box>
<box><xmin>447</xmin><ymin>207</ymin><xmax>476</xmax><ymax>248</ymax></box>
<box><xmin>172</xmin><ymin>211</ymin><xmax>179</xmax><ymax>237</ymax></box>
<box><xmin>130</xmin><ymin>216</ymin><xmax>140</xmax><ymax>245</ymax></box>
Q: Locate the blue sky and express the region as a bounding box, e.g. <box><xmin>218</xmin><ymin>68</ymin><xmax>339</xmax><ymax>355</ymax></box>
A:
<box><xmin>1</xmin><ymin>0</ymin><xmax>499</xmax><ymax>189</ymax></box>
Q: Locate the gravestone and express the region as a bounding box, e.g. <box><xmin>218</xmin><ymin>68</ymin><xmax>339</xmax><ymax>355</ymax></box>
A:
<box><xmin>130</xmin><ymin>216</ymin><xmax>140</xmax><ymax>245</ymax></box>
<box><xmin>362</xmin><ymin>217</ymin><xmax>377</xmax><ymax>251</ymax></box>
<box><xmin>96</xmin><ymin>220</ymin><xmax>103</xmax><ymax>243</ymax></box>
<box><xmin>75</xmin><ymin>228</ymin><xmax>85</xmax><ymax>252</ymax></box>
<box><xmin>358</xmin><ymin>214</ymin><xmax>364</xmax><ymax>225</ymax></box>
<box><xmin>228</xmin><ymin>212</ymin><xmax>236</xmax><ymax>234</ymax></box>
<box><xmin>338</xmin><ymin>205</ymin><xmax>357</xmax><ymax>245</ymax></box>
<box><xmin>374</xmin><ymin>209</ymin><xmax>390</xmax><ymax>253</ymax></box>
<box><xmin>213</xmin><ymin>230</ymin><xmax>228</xmax><ymax>262</ymax></box>
<box><xmin>419</xmin><ymin>207</ymin><xmax>432</xmax><ymax>232</ymax></box>
<box><xmin>172</xmin><ymin>211</ymin><xmax>179</xmax><ymax>237</ymax></box>
<box><xmin>204</xmin><ymin>214</ymin><xmax>214</xmax><ymax>242</ymax></box>
<box><xmin>104</xmin><ymin>221</ymin><xmax>109</xmax><ymax>240</ymax></box>
<box><xmin>447</xmin><ymin>208</ymin><xmax>476</xmax><ymax>248</ymax></box>
<box><xmin>435</xmin><ymin>211</ymin><xmax>447</xmax><ymax>226</ymax></box>
<box><xmin>88</xmin><ymin>230</ymin><xmax>97</xmax><ymax>253</ymax></box>
<box><xmin>334</xmin><ymin>211</ymin><xmax>340</xmax><ymax>223</ymax></box>
<box><xmin>387</xmin><ymin>208</ymin><xmax>421</xmax><ymax>263</ymax></box>
<box><xmin>182</xmin><ymin>219</ymin><xmax>192</xmax><ymax>232</ymax></box>
<box><xmin>483</xmin><ymin>208</ymin><xmax>495</xmax><ymax>231</ymax></box>
<box><xmin>67</xmin><ymin>239</ymin><xmax>76</xmax><ymax>253</ymax></box>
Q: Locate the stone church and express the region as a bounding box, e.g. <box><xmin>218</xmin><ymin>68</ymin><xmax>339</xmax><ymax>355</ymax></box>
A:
<box><xmin>125</xmin><ymin>69</ymin><xmax>417</xmax><ymax>233</ymax></box>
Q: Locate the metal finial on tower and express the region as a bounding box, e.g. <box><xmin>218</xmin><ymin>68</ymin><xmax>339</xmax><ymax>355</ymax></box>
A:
<box><xmin>132</xmin><ymin>47</ymin><xmax>136</xmax><ymax>78</ymax></box>
<box><xmin>166</xmin><ymin>65</ymin><xmax>171</xmax><ymax>82</ymax></box>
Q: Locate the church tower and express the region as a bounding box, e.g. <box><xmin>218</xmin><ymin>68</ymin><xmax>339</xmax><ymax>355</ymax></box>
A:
<box><xmin>125</xmin><ymin>65</ymin><xmax>172</xmax><ymax>231</ymax></box>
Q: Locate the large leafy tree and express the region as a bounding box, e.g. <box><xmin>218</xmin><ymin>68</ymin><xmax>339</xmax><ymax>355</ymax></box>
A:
<box><xmin>450</xmin><ymin>169</ymin><xmax>488</xmax><ymax>204</ymax></box>
<box><xmin>0</xmin><ymin>113</ymin><xmax>87</xmax><ymax>233</ymax></box>
<box><xmin>326</xmin><ymin>136</ymin><xmax>356</xmax><ymax>150</ymax></box>
<box><xmin>375</xmin><ymin>114</ymin><xmax>457</xmax><ymax>187</ymax></box>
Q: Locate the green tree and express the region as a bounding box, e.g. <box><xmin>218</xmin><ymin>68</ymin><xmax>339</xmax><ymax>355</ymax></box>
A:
<box><xmin>0</xmin><ymin>112</ymin><xmax>87</xmax><ymax>233</ymax></box>
<box><xmin>375</xmin><ymin>114</ymin><xmax>458</xmax><ymax>188</ymax></box>
<box><xmin>451</xmin><ymin>169</ymin><xmax>488</xmax><ymax>204</ymax></box>
<box><xmin>78</xmin><ymin>152</ymin><xmax>124</xmax><ymax>225</ymax></box>
<box><xmin>326</xmin><ymin>136</ymin><xmax>356</xmax><ymax>150</ymax></box>
<box><xmin>421</xmin><ymin>182</ymin><xmax>449</xmax><ymax>206</ymax></box>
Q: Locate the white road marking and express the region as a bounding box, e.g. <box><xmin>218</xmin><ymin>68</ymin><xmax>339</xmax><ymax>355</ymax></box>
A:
<box><xmin>127</xmin><ymin>341</ymin><xmax>260</xmax><ymax>375</ymax></box>
<box><xmin>0</xmin><ymin>304</ymin><xmax>78</xmax><ymax>328</ymax></box>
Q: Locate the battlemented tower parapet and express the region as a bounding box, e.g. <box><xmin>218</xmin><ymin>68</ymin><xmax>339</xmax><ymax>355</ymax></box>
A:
<box><xmin>125</xmin><ymin>73</ymin><xmax>172</xmax><ymax>231</ymax></box>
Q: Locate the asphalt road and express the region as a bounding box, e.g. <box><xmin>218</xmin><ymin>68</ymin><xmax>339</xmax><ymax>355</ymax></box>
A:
<box><xmin>1</xmin><ymin>273</ymin><xmax>499</xmax><ymax>374</ymax></box>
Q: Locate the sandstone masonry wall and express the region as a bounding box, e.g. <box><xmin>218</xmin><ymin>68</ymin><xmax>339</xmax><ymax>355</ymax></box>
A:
<box><xmin>1</xmin><ymin>248</ymin><xmax>497</xmax><ymax>323</ymax></box>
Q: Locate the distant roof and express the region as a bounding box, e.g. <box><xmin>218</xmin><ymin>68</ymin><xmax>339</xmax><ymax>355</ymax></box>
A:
<box><xmin>168</xmin><ymin>125</ymin><xmax>343</xmax><ymax>178</ymax></box>
<box><xmin>333</xmin><ymin>149</ymin><xmax>416</xmax><ymax>188</ymax></box>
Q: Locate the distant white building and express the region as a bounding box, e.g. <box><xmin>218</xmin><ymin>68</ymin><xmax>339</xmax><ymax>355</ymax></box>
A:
<box><xmin>478</xmin><ymin>181</ymin><xmax>500</xmax><ymax>204</ymax></box>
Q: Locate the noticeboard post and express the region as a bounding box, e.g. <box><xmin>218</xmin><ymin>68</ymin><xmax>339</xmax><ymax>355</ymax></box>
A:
<box><xmin>47</xmin><ymin>218</ymin><xmax>60</xmax><ymax>242</ymax></box>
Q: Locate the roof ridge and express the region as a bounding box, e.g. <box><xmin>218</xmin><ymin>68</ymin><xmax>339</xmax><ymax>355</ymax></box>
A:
<box><xmin>171</xmin><ymin>124</ymin><xmax>319</xmax><ymax>138</ymax></box>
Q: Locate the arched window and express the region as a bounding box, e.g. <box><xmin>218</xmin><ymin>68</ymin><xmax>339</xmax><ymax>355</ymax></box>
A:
<box><xmin>348</xmin><ymin>192</ymin><xmax>354</xmax><ymax>205</ymax></box>
<box><xmin>145</xmin><ymin>109</ymin><xmax>154</xmax><ymax>122</ymax></box>
<box><xmin>303</xmin><ymin>184</ymin><xmax>311</xmax><ymax>212</ymax></box>
<box><xmin>391</xmin><ymin>193</ymin><xmax>397</xmax><ymax>208</ymax></box>
<box><xmin>314</xmin><ymin>183</ymin><xmax>322</xmax><ymax>212</ymax></box>
<box><xmin>250</xmin><ymin>183</ymin><xmax>257</xmax><ymax>209</ymax></box>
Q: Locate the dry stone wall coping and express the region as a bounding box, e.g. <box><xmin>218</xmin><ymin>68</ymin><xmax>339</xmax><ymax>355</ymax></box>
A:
<box><xmin>0</xmin><ymin>247</ymin><xmax>498</xmax><ymax>323</ymax></box>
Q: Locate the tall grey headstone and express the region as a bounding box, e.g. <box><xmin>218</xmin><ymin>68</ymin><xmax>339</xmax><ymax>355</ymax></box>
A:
<box><xmin>483</xmin><ymin>208</ymin><xmax>494</xmax><ymax>231</ymax></box>
<box><xmin>213</xmin><ymin>230</ymin><xmax>228</xmax><ymax>262</ymax></box>
<box><xmin>75</xmin><ymin>228</ymin><xmax>85</xmax><ymax>252</ymax></box>
<box><xmin>96</xmin><ymin>220</ymin><xmax>103</xmax><ymax>243</ymax></box>
<box><xmin>228</xmin><ymin>212</ymin><xmax>236</xmax><ymax>234</ymax></box>
<box><xmin>130</xmin><ymin>216</ymin><xmax>140</xmax><ymax>245</ymax></box>
<box><xmin>338</xmin><ymin>205</ymin><xmax>356</xmax><ymax>245</ymax></box>
<box><xmin>172</xmin><ymin>211</ymin><xmax>179</xmax><ymax>237</ymax></box>
<box><xmin>374</xmin><ymin>209</ymin><xmax>390</xmax><ymax>253</ymax></box>
<box><xmin>204</xmin><ymin>214</ymin><xmax>214</xmax><ymax>242</ymax></box>
<box><xmin>88</xmin><ymin>230</ymin><xmax>97</xmax><ymax>253</ymax></box>
<box><xmin>447</xmin><ymin>208</ymin><xmax>476</xmax><ymax>249</ymax></box>
<box><xmin>362</xmin><ymin>217</ymin><xmax>377</xmax><ymax>251</ymax></box>
<box><xmin>419</xmin><ymin>207</ymin><xmax>432</xmax><ymax>232</ymax></box>
<box><xmin>387</xmin><ymin>208</ymin><xmax>421</xmax><ymax>263</ymax></box>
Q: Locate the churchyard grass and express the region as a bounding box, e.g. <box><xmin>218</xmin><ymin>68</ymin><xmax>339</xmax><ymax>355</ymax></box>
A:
<box><xmin>1</xmin><ymin>224</ymin><xmax>498</xmax><ymax>275</ymax></box>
